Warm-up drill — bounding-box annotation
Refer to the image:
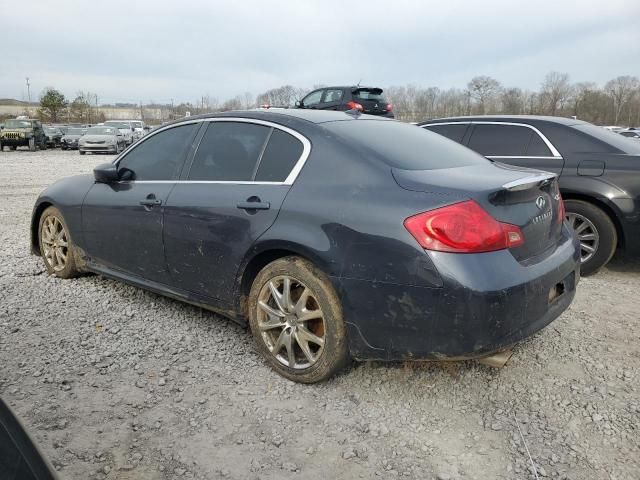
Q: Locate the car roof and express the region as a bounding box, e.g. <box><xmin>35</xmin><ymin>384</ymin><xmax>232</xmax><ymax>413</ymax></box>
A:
<box><xmin>163</xmin><ymin>109</ymin><xmax>392</xmax><ymax>127</ymax></box>
<box><xmin>420</xmin><ymin>115</ymin><xmax>586</xmax><ymax>126</ymax></box>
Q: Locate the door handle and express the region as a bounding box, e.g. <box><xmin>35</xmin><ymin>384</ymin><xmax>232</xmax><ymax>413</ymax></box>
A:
<box><xmin>140</xmin><ymin>194</ymin><xmax>162</xmax><ymax>207</ymax></box>
<box><xmin>237</xmin><ymin>199</ymin><xmax>270</xmax><ymax>210</ymax></box>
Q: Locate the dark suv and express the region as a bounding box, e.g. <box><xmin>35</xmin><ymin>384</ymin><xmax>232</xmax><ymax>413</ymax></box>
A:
<box><xmin>295</xmin><ymin>86</ymin><xmax>394</xmax><ymax>117</ymax></box>
<box><xmin>420</xmin><ymin>115</ymin><xmax>640</xmax><ymax>275</ymax></box>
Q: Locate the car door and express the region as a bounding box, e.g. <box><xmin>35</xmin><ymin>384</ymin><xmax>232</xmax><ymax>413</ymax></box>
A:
<box><xmin>300</xmin><ymin>89</ymin><xmax>324</xmax><ymax>109</ymax></box>
<box><xmin>81</xmin><ymin>122</ymin><xmax>200</xmax><ymax>284</ymax></box>
<box><xmin>163</xmin><ymin>119</ymin><xmax>309</xmax><ymax>304</ymax></box>
<box><xmin>466</xmin><ymin>122</ymin><xmax>565</xmax><ymax>175</ymax></box>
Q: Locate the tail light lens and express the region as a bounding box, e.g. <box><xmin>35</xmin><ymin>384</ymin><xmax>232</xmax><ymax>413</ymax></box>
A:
<box><xmin>346</xmin><ymin>101</ymin><xmax>364</xmax><ymax>112</ymax></box>
<box><xmin>386</xmin><ymin>103</ymin><xmax>393</xmax><ymax>112</ymax></box>
<box><xmin>404</xmin><ymin>200</ymin><xmax>524</xmax><ymax>253</ymax></box>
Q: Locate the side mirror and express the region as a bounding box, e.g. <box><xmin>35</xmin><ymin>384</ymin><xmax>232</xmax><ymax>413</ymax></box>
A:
<box><xmin>94</xmin><ymin>162</ymin><xmax>120</xmax><ymax>183</ymax></box>
<box><xmin>0</xmin><ymin>398</ymin><xmax>57</xmax><ymax>480</ymax></box>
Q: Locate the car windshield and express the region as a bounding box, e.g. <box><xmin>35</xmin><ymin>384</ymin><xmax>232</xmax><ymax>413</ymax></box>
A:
<box><xmin>67</xmin><ymin>128</ymin><xmax>85</xmax><ymax>135</ymax></box>
<box><xmin>324</xmin><ymin>119</ymin><xmax>489</xmax><ymax>170</ymax></box>
<box><xmin>5</xmin><ymin>119</ymin><xmax>32</xmax><ymax>128</ymax></box>
<box><xmin>87</xmin><ymin>127</ymin><xmax>117</xmax><ymax>135</ymax></box>
<box><xmin>572</xmin><ymin>124</ymin><xmax>640</xmax><ymax>154</ymax></box>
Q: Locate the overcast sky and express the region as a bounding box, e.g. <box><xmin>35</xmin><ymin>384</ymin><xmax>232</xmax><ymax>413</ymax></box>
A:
<box><xmin>2</xmin><ymin>0</ymin><xmax>638</xmax><ymax>104</ymax></box>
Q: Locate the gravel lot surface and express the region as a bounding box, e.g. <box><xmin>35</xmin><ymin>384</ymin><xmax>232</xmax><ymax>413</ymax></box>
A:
<box><xmin>1</xmin><ymin>149</ymin><xmax>639</xmax><ymax>480</ymax></box>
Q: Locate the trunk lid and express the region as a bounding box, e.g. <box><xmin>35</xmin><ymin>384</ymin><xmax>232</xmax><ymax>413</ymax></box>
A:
<box><xmin>352</xmin><ymin>88</ymin><xmax>390</xmax><ymax>115</ymax></box>
<box><xmin>392</xmin><ymin>163</ymin><xmax>564</xmax><ymax>261</ymax></box>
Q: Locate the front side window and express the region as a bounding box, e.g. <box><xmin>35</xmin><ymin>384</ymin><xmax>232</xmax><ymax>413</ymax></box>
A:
<box><xmin>468</xmin><ymin>124</ymin><xmax>533</xmax><ymax>156</ymax></box>
<box><xmin>118</xmin><ymin>123</ymin><xmax>198</xmax><ymax>180</ymax></box>
<box><xmin>188</xmin><ymin>122</ymin><xmax>270</xmax><ymax>181</ymax></box>
<box><xmin>302</xmin><ymin>90</ymin><xmax>323</xmax><ymax>107</ymax></box>
<box><xmin>423</xmin><ymin>124</ymin><xmax>468</xmax><ymax>144</ymax></box>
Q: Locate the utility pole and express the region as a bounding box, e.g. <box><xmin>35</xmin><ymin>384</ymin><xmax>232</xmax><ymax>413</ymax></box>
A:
<box><xmin>171</xmin><ymin>98</ymin><xmax>174</xmax><ymax>119</ymax></box>
<box><xmin>25</xmin><ymin>77</ymin><xmax>31</xmax><ymax>104</ymax></box>
<box><xmin>139</xmin><ymin>100</ymin><xmax>144</xmax><ymax>122</ymax></box>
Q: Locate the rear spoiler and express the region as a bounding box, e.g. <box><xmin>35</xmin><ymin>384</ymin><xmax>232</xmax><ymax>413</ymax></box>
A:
<box><xmin>502</xmin><ymin>172</ymin><xmax>556</xmax><ymax>191</ymax></box>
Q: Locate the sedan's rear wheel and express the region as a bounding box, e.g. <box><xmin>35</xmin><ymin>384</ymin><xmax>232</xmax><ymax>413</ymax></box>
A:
<box><xmin>565</xmin><ymin>200</ymin><xmax>616</xmax><ymax>276</ymax></box>
<box><xmin>248</xmin><ymin>256</ymin><xmax>349</xmax><ymax>383</ymax></box>
<box><xmin>38</xmin><ymin>207</ymin><xmax>79</xmax><ymax>278</ymax></box>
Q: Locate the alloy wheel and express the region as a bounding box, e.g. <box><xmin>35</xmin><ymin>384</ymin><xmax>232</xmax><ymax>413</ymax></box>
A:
<box><xmin>566</xmin><ymin>212</ymin><xmax>599</xmax><ymax>263</ymax></box>
<box><xmin>256</xmin><ymin>275</ymin><xmax>326</xmax><ymax>369</ymax></box>
<box><xmin>41</xmin><ymin>216</ymin><xmax>69</xmax><ymax>272</ymax></box>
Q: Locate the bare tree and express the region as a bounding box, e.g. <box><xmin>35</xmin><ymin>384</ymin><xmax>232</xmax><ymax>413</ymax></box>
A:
<box><xmin>467</xmin><ymin>76</ymin><xmax>502</xmax><ymax>114</ymax></box>
<box><xmin>540</xmin><ymin>72</ymin><xmax>572</xmax><ymax>115</ymax></box>
<box><xmin>501</xmin><ymin>88</ymin><xmax>524</xmax><ymax>114</ymax></box>
<box><xmin>604</xmin><ymin>75</ymin><xmax>640</xmax><ymax>125</ymax></box>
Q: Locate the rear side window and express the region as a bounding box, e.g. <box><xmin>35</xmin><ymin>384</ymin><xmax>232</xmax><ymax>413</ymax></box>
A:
<box><xmin>323</xmin><ymin>89</ymin><xmax>344</xmax><ymax>103</ymax></box>
<box><xmin>468</xmin><ymin>124</ymin><xmax>532</xmax><ymax>156</ymax></box>
<box><xmin>527</xmin><ymin>133</ymin><xmax>552</xmax><ymax>156</ymax></box>
<box><xmin>324</xmin><ymin>120</ymin><xmax>488</xmax><ymax>170</ymax></box>
<box><xmin>118</xmin><ymin>123</ymin><xmax>198</xmax><ymax>180</ymax></box>
<box><xmin>189</xmin><ymin>122</ymin><xmax>270</xmax><ymax>181</ymax></box>
<box><xmin>255</xmin><ymin>129</ymin><xmax>304</xmax><ymax>182</ymax></box>
<box><xmin>423</xmin><ymin>124</ymin><xmax>468</xmax><ymax>143</ymax></box>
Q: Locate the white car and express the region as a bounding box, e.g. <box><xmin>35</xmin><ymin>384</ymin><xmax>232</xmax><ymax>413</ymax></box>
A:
<box><xmin>104</xmin><ymin>121</ymin><xmax>135</xmax><ymax>145</ymax></box>
<box><xmin>124</xmin><ymin>120</ymin><xmax>146</xmax><ymax>141</ymax></box>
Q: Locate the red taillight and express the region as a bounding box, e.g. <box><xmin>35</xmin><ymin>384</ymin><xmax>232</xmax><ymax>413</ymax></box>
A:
<box><xmin>386</xmin><ymin>103</ymin><xmax>393</xmax><ymax>112</ymax></box>
<box><xmin>346</xmin><ymin>101</ymin><xmax>364</xmax><ymax>112</ymax></box>
<box><xmin>404</xmin><ymin>200</ymin><xmax>524</xmax><ymax>253</ymax></box>
<box><xmin>557</xmin><ymin>195</ymin><xmax>566</xmax><ymax>224</ymax></box>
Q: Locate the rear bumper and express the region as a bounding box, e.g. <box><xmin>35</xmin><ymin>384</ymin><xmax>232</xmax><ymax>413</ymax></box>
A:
<box><xmin>338</xmin><ymin>224</ymin><xmax>580</xmax><ymax>361</ymax></box>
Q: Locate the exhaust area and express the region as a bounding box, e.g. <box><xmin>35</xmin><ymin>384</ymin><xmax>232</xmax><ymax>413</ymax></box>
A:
<box><xmin>477</xmin><ymin>350</ymin><xmax>513</xmax><ymax>368</ymax></box>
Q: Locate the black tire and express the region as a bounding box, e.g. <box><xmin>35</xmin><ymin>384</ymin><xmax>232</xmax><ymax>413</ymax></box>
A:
<box><xmin>565</xmin><ymin>199</ymin><xmax>617</xmax><ymax>276</ymax></box>
<box><xmin>10</xmin><ymin>146</ymin><xmax>17</xmax><ymax>151</ymax></box>
<box><xmin>79</xmin><ymin>150</ymin><xmax>86</xmax><ymax>155</ymax></box>
<box><xmin>248</xmin><ymin>256</ymin><xmax>349</xmax><ymax>383</ymax></box>
<box><xmin>38</xmin><ymin>206</ymin><xmax>80</xmax><ymax>279</ymax></box>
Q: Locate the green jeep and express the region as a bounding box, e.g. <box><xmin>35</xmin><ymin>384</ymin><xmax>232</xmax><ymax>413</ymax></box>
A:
<box><xmin>0</xmin><ymin>118</ymin><xmax>47</xmax><ymax>151</ymax></box>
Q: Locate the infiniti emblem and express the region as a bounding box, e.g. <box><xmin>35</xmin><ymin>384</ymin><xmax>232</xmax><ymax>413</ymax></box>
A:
<box><xmin>535</xmin><ymin>196</ymin><xmax>546</xmax><ymax>209</ymax></box>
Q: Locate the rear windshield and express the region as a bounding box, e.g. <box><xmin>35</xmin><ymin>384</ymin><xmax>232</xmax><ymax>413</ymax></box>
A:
<box><xmin>353</xmin><ymin>89</ymin><xmax>385</xmax><ymax>101</ymax></box>
<box><xmin>572</xmin><ymin>124</ymin><xmax>640</xmax><ymax>154</ymax></box>
<box><xmin>324</xmin><ymin>120</ymin><xmax>489</xmax><ymax>170</ymax></box>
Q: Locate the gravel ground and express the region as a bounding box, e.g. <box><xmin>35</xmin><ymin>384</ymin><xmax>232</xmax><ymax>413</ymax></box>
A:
<box><xmin>1</xmin><ymin>149</ymin><xmax>639</xmax><ymax>480</ymax></box>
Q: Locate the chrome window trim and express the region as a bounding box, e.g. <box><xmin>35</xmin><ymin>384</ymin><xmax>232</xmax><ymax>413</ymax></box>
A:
<box><xmin>422</xmin><ymin>121</ymin><xmax>563</xmax><ymax>158</ymax></box>
<box><xmin>113</xmin><ymin>117</ymin><xmax>311</xmax><ymax>186</ymax></box>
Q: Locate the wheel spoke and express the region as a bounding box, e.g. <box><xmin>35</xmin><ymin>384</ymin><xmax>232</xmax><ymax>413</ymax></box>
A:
<box><xmin>293</xmin><ymin>330</ymin><xmax>315</xmax><ymax>363</ymax></box>
<box><xmin>258</xmin><ymin>317</ymin><xmax>285</xmax><ymax>332</ymax></box>
<box><xmin>258</xmin><ymin>300</ymin><xmax>285</xmax><ymax>319</ymax></box>
<box><xmin>297</xmin><ymin>308</ymin><xmax>323</xmax><ymax>323</ymax></box>
<box><xmin>579</xmin><ymin>233</ymin><xmax>595</xmax><ymax>241</ymax></box>
<box><xmin>282</xmin><ymin>277</ymin><xmax>293</xmax><ymax>312</ymax></box>
<box><xmin>294</xmin><ymin>287</ymin><xmax>311</xmax><ymax>316</ymax></box>
<box><xmin>283</xmin><ymin>330</ymin><xmax>296</xmax><ymax>367</ymax></box>
<box><xmin>581</xmin><ymin>243</ymin><xmax>595</xmax><ymax>253</ymax></box>
<box><xmin>268</xmin><ymin>281</ymin><xmax>287</xmax><ymax>314</ymax></box>
<box><xmin>575</xmin><ymin>222</ymin><xmax>590</xmax><ymax>234</ymax></box>
<box><xmin>297</xmin><ymin>325</ymin><xmax>325</xmax><ymax>347</ymax></box>
<box><xmin>271</xmin><ymin>328</ymin><xmax>286</xmax><ymax>354</ymax></box>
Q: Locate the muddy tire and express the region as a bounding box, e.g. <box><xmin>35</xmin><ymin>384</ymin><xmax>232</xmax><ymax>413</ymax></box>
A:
<box><xmin>248</xmin><ymin>256</ymin><xmax>349</xmax><ymax>383</ymax></box>
<box><xmin>38</xmin><ymin>206</ymin><xmax>80</xmax><ymax>278</ymax></box>
<box><xmin>565</xmin><ymin>199</ymin><xmax>617</xmax><ymax>276</ymax></box>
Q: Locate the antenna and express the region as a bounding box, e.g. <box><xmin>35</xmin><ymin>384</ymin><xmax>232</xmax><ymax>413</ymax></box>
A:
<box><xmin>25</xmin><ymin>77</ymin><xmax>31</xmax><ymax>104</ymax></box>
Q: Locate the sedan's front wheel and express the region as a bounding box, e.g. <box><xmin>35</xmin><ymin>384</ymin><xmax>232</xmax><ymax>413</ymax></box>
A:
<box><xmin>38</xmin><ymin>207</ymin><xmax>79</xmax><ymax>278</ymax></box>
<box><xmin>248</xmin><ymin>256</ymin><xmax>349</xmax><ymax>383</ymax></box>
